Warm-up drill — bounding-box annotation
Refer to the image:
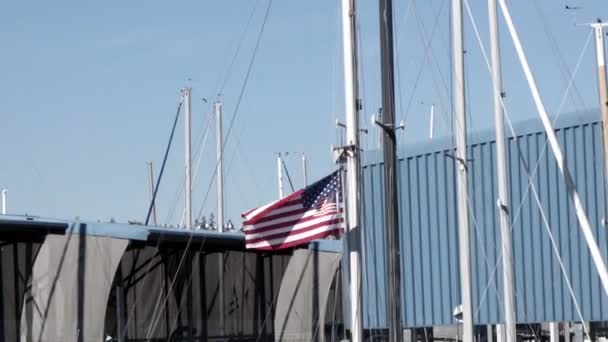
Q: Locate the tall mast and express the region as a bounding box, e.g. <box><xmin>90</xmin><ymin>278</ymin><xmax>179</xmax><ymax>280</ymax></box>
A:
<box><xmin>489</xmin><ymin>0</ymin><xmax>516</xmax><ymax>340</ymax></box>
<box><xmin>277</xmin><ymin>153</ymin><xmax>284</xmax><ymax>198</ymax></box>
<box><xmin>451</xmin><ymin>0</ymin><xmax>474</xmax><ymax>340</ymax></box>
<box><xmin>1</xmin><ymin>189</ymin><xmax>6</xmax><ymax>215</ymax></box>
<box><xmin>378</xmin><ymin>0</ymin><xmax>402</xmax><ymax>340</ymax></box>
<box><xmin>498</xmin><ymin>0</ymin><xmax>608</xmax><ymax>295</ymax></box>
<box><xmin>214</xmin><ymin>100</ymin><xmax>226</xmax><ymax>336</ymax></box>
<box><xmin>429</xmin><ymin>104</ymin><xmax>435</xmax><ymax>139</ymax></box>
<box><xmin>590</xmin><ymin>21</ymin><xmax>608</xmax><ymax>185</ymax></box>
<box><xmin>341</xmin><ymin>0</ymin><xmax>363</xmax><ymax>340</ymax></box>
<box><xmin>146</xmin><ymin>161</ymin><xmax>157</xmax><ymax>225</ymax></box>
<box><xmin>183</xmin><ymin>87</ymin><xmax>193</xmax><ymax>229</ymax></box>
<box><xmin>215</xmin><ymin>100</ymin><xmax>225</xmax><ymax>232</ymax></box>
<box><xmin>302</xmin><ymin>154</ymin><xmax>308</xmax><ymax>186</ymax></box>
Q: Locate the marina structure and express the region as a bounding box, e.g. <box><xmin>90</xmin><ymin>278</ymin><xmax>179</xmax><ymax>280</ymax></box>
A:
<box><xmin>2</xmin><ymin>0</ymin><xmax>608</xmax><ymax>341</ymax></box>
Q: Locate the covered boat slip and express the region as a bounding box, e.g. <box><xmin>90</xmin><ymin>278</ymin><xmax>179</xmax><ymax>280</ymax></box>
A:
<box><xmin>361</xmin><ymin>110</ymin><xmax>608</xmax><ymax>332</ymax></box>
<box><xmin>0</xmin><ymin>217</ymin><xmax>343</xmax><ymax>342</ymax></box>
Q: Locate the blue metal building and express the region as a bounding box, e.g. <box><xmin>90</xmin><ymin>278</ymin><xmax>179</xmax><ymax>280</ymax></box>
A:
<box><xmin>361</xmin><ymin>111</ymin><xmax>608</xmax><ymax>328</ymax></box>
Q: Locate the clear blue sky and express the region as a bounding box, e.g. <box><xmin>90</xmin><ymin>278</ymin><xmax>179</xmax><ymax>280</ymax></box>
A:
<box><xmin>0</xmin><ymin>0</ymin><xmax>606</xmax><ymax>225</ymax></box>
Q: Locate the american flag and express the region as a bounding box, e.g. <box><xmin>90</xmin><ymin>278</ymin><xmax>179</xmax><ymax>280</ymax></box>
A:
<box><xmin>242</xmin><ymin>170</ymin><xmax>345</xmax><ymax>250</ymax></box>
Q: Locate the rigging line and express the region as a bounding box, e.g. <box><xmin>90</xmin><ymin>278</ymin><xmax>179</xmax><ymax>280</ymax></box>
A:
<box><xmin>177</xmin><ymin>112</ymin><xmax>216</xmax><ymax>228</ymax></box>
<box><xmin>504</xmin><ymin>30</ymin><xmax>592</xmax><ymax>239</ymax></box>
<box><xmin>465</xmin><ymin>191</ymin><xmax>504</xmax><ymax>319</ymax></box>
<box><xmin>330</xmin><ymin>267</ymin><xmax>339</xmax><ymax>342</ymax></box>
<box><xmin>405</xmin><ymin>70</ymin><xmax>504</xmax><ymax>325</ymax></box>
<box><xmin>196</xmin><ymin>0</ymin><xmax>273</xmax><ymax>222</ymax></box>
<box><xmin>254</xmin><ymin>253</ymin><xmax>304</xmax><ymax>342</ymax></box>
<box><xmin>165</xmin><ymin>108</ymin><xmax>214</xmax><ymax>226</ymax></box>
<box><xmin>145</xmin><ymin>99</ymin><xmax>183</xmax><ymax>225</ymax></box>
<box><xmin>144</xmin><ymin>236</ymin><xmax>199</xmax><ymax>340</ymax></box>
<box><xmin>126</xmin><ymin>106</ymin><xmax>211</xmax><ymax>331</ymax></box>
<box><xmin>503</xmin><ymin>111</ymin><xmax>592</xmax><ymax>341</ymax></box>
<box><xmin>394</xmin><ymin>0</ymin><xmax>413</xmax><ymax>148</ymax></box>
<box><xmin>310</xmin><ymin>258</ymin><xmax>342</xmax><ymax>342</ymax></box>
<box><xmin>462</xmin><ymin>0</ymin><xmax>592</xmax><ymax>234</ymax></box>
<box><xmin>531</xmin><ymin>1</ymin><xmax>588</xmax><ymax>112</ymax></box>
<box><xmin>439</xmin><ymin>4</ymin><xmax>536</xmax><ymax>335</ymax></box>
<box><xmin>398</xmin><ymin>0</ymin><xmax>448</xmax><ymax>127</ymax></box>
<box><xmin>281</xmin><ymin>158</ymin><xmax>296</xmax><ymax>193</ymax></box>
<box><xmin>462</xmin><ymin>1</ymin><xmax>592</xmax><ymax>333</ymax></box>
<box><xmin>414</xmin><ymin>0</ymin><xmax>453</xmax><ymax>99</ymax></box>
<box><xmin>125</xmin><ymin>234</ymin><xmax>210</xmax><ymax>338</ymax></box>
<box><xmin>217</xmin><ymin>0</ymin><xmax>263</xmax><ymax>95</ymax></box>
<box><xmin>164</xmin><ymin>237</ymin><xmax>211</xmax><ymax>338</ymax></box>
<box><xmin>224</xmin><ymin>133</ymin><xmax>262</xmax><ymax>192</ymax></box>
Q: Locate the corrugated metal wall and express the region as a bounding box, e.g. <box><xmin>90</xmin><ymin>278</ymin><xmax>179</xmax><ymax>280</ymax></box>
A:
<box><xmin>360</xmin><ymin>111</ymin><xmax>608</xmax><ymax>328</ymax></box>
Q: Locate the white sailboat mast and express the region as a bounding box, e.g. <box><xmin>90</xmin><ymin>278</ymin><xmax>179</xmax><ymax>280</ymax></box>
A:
<box><xmin>488</xmin><ymin>0</ymin><xmax>516</xmax><ymax>340</ymax></box>
<box><xmin>341</xmin><ymin>0</ymin><xmax>363</xmax><ymax>340</ymax></box>
<box><xmin>591</xmin><ymin>22</ymin><xmax>608</xmax><ymax>186</ymax></box>
<box><xmin>183</xmin><ymin>87</ymin><xmax>193</xmax><ymax>229</ymax></box>
<box><xmin>451</xmin><ymin>0</ymin><xmax>474</xmax><ymax>340</ymax></box>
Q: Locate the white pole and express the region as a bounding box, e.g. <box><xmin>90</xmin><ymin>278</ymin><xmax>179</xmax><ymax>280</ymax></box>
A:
<box><xmin>489</xmin><ymin>0</ymin><xmax>516</xmax><ymax>340</ymax></box>
<box><xmin>183</xmin><ymin>87</ymin><xmax>192</xmax><ymax>230</ymax></box>
<box><xmin>496</xmin><ymin>324</ymin><xmax>505</xmax><ymax>342</ymax></box>
<box><xmin>429</xmin><ymin>104</ymin><xmax>435</xmax><ymax>139</ymax></box>
<box><xmin>1</xmin><ymin>189</ymin><xmax>6</xmax><ymax>215</ymax></box>
<box><xmin>277</xmin><ymin>153</ymin><xmax>284</xmax><ymax>198</ymax></box>
<box><xmin>452</xmin><ymin>0</ymin><xmax>474</xmax><ymax>340</ymax></box>
<box><xmin>564</xmin><ymin>322</ymin><xmax>571</xmax><ymax>342</ymax></box>
<box><xmin>499</xmin><ymin>0</ymin><xmax>608</xmax><ymax>296</ymax></box>
<box><xmin>302</xmin><ymin>154</ymin><xmax>308</xmax><ymax>186</ymax></box>
<box><xmin>550</xmin><ymin>322</ymin><xmax>559</xmax><ymax>342</ymax></box>
<box><xmin>146</xmin><ymin>161</ymin><xmax>157</xmax><ymax>225</ymax></box>
<box><xmin>215</xmin><ymin>101</ymin><xmax>226</xmax><ymax>336</ymax></box>
<box><xmin>215</xmin><ymin>101</ymin><xmax>225</xmax><ymax>233</ymax></box>
<box><xmin>591</xmin><ymin>23</ymin><xmax>608</xmax><ymax>189</ymax></box>
<box><xmin>342</xmin><ymin>0</ymin><xmax>363</xmax><ymax>340</ymax></box>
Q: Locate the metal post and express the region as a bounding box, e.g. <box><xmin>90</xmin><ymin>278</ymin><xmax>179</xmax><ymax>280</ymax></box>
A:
<box><xmin>116</xmin><ymin>277</ymin><xmax>125</xmax><ymax>342</ymax></box>
<box><xmin>146</xmin><ymin>161</ymin><xmax>157</xmax><ymax>225</ymax></box>
<box><xmin>550</xmin><ymin>322</ymin><xmax>559</xmax><ymax>342</ymax></box>
<box><xmin>302</xmin><ymin>154</ymin><xmax>308</xmax><ymax>187</ymax></box>
<box><xmin>499</xmin><ymin>0</ymin><xmax>608</xmax><ymax>296</ymax></box>
<box><xmin>215</xmin><ymin>101</ymin><xmax>225</xmax><ymax>232</ymax></box>
<box><xmin>489</xmin><ymin>0</ymin><xmax>516</xmax><ymax>341</ymax></box>
<box><xmin>341</xmin><ymin>0</ymin><xmax>363</xmax><ymax>340</ymax></box>
<box><xmin>379</xmin><ymin>0</ymin><xmax>402</xmax><ymax>340</ymax></box>
<box><xmin>277</xmin><ymin>153</ymin><xmax>284</xmax><ymax>198</ymax></box>
<box><xmin>429</xmin><ymin>104</ymin><xmax>435</xmax><ymax>139</ymax></box>
<box><xmin>183</xmin><ymin>87</ymin><xmax>193</xmax><ymax>229</ymax></box>
<box><xmin>452</xmin><ymin>0</ymin><xmax>474</xmax><ymax>340</ymax></box>
<box><xmin>214</xmin><ymin>100</ymin><xmax>226</xmax><ymax>336</ymax></box>
<box><xmin>575</xmin><ymin>323</ymin><xmax>583</xmax><ymax>342</ymax></box>
<box><xmin>591</xmin><ymin>22</ymin><xmax>608</xmax><ymax>188</ymax></box>
<box><xmin>496</xmin><ymin>324</ymin><xmax>506</xmax><ymax>342</ymax></box>
<box><xmin>1</xmin><ymin>189</ymin><xmax>6</xmax><ymax>215</ymax></box>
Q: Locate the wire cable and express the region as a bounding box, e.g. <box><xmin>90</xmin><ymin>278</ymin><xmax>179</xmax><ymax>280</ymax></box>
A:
<box><xmin>145</xmin><ymin>99</ymin><xmax>183</xmax><ymax>225</ymax></box>
<box><xmin>281</xmin><ymin>158</ymin><xmax>296</xmax><ymax>193</ymax></box>
<box><xmin>217</xmin><ymin>0</ymin><xmax>263</xmax><ymax>95</ymax></box>
<box><xmin>399</xmin><ymin>0</ymin><xmax>449</xmax><ymax>128</ymax></box>
<box><xmin>195</xmin><ymin>0</ymin><xmax>274</xmax><ymax>222</ymax></box>
<box><xmin>165</xmin><ymin>107</ymin><xmax>214</xmax><ymax>226</ymax></box>
<box><xmin>462</xmin><ymin>1</ymin><xmax>592</xmax><ymax>337</ymax></box>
